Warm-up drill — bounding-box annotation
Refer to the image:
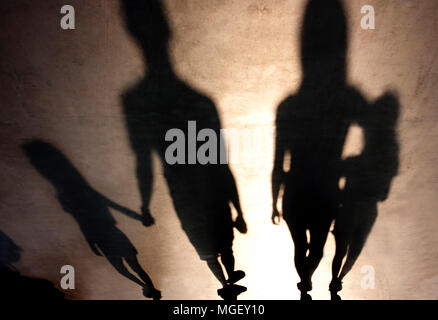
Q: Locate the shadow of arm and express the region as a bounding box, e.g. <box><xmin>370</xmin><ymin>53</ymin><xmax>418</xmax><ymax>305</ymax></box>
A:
<box><xmin>103</xmin><ymin>196</ymin><xmax>143</xmax><ymax>222</ymax></box>
<box><xmin>272</xmin><ymin>109</ymin><xmax>287</xmax><ymax>225</ymax></box>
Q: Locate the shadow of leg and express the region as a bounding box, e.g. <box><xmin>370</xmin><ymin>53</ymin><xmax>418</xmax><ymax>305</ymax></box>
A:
<box><xmin>125</xmin><ymin>256</ymin><xmax>161</xmax><ymax>300</ymax></box>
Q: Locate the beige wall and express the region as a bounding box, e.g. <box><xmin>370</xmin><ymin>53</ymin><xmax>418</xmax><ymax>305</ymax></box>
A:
<box><xmin>0</xmin><ymin>0</ymin><xmax>437</xmax><ymax>299</ymax></box>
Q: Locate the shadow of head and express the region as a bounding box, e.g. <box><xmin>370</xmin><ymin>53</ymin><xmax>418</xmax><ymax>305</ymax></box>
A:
<box><xmin>121</xmin><ymin>0</ymin><xmax>170</xmax><ymax>59</ymax></box>
<box><xmin>301</xmin><ymin>0</ymin><xmax>347</xmax><ymax>81</ymax></box>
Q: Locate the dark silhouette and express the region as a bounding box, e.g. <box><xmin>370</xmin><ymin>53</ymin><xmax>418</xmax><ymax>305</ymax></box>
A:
<box><xmin>330</xmin><ymin>93</ymin><xmax>398</xmax><ymax>300</ymax></box>
<box><xmin>0</xmin><ymin>229</ymin><xmax>64</xmax><ymax>300</ymax></box>
<box><xmin>271</xmin><ymin>0</ymin><xmax>399</xmax><ymax>300</ymax></box>
<box><xmin>22</xmin><ymin>140</ymin><xmax>161</xmax><ymax>299</ymax></box>
<box><xmin>121</xmin><ymin>0</ymin><xmax>247</xmax><ymax>300</ymax></box>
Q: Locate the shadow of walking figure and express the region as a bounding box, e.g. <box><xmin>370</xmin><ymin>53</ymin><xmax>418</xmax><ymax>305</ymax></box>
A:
<box><xmin>330</xmin><ymin>93</ymin><xmax>399</xmax><ymax>300</ymax></box>
<box><xmin>0</xmin><ymin>229</ymin><xmax>64</xmax><ymax>300</ymax></box>
<box><xmin>271</xmin><ymin>0</ymin><xmax>399</xmax><ymax>300</ymax></box>
<box><xmin>121</xmin><ymin>0</ymin><xmax>247</xmax><ymax>300</ymax></box>
<box><xmin>22</xmin><ymin>140</ymin><xmax>161</xmax><ymax>299</ymax></box>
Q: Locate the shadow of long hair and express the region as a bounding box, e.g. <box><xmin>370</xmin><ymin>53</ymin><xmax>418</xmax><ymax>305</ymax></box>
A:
<box><xmin>271</xmin><ymin>0</ymin><xmax>399</xmax><ymax>300</ymax></box>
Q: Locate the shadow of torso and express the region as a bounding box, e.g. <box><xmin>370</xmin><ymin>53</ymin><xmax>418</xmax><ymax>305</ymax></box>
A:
<box><xmin>277</xmin><ymin>83</ymin><xmax>368</xmax><ymax>228</ymax></box>
<box><xmin>123</xmin><ymin>76</ymin><xmax>234</xmax><ymax>258</ymax></box>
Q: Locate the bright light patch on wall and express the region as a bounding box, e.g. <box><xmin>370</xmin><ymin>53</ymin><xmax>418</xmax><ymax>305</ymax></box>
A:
<box><xmin>341</xmin><ymin>123</ymin><xmax>365</xmax><ymax>159</ymax></box>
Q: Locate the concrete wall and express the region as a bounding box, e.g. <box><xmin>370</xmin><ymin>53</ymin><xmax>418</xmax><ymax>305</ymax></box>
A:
<box><xmin>0</xmin><ymin>0</ymin><xmax>437</xmax><ymax>299</ymax></box>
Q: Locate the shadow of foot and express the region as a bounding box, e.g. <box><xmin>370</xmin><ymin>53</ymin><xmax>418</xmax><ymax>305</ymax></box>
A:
<box><xmin>143</xmin><ymin>286</ymin><xmax>162</xmax><ymax>300</ymax></box>
<box><xmin>227</xmin><ymin>270</ymin><xmax>246</xmax><ymax>285</ymax></box>
<box><xmin>330</xmin><ymin>292</ymin><xmax>342</xmax><ymax>301</ymax></box>
<box><xmin>300</xmin><ymin>292</ymin><xmax>312</xmax><ymax>301</ymax></box>
<box><xmin>218</xmin><ymin>284</ymin><xmax>247</xmax><ymax>301</ymax></box>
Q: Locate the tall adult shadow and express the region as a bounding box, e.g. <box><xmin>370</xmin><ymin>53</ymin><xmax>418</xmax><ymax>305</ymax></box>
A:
<box><xmin>271</xmin><ymin>0</ymin><xmax>399</xmax><ymax>300</ymax></box>
<box><xmin>120</xmin><ymin>0</ymin><xmax>247</xmax><ymax>300</ymax></box>
<box><xmin>0</xmin><ymin>229</ymin><xmax>64</xmax><ymax>300</ymax></box>
<box><xmin>22</xmin><ymin>140</ymin><xmax>161</xmax><ymax>299</ymax></box>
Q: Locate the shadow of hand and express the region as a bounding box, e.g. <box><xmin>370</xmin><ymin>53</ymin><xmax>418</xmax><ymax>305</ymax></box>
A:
<box><xmin>271</xmin><ymin>209</ymin><xmax>281</xmax><ymax>225</ymax></box>
<box><xmin>234</xmin><ymin>215</ymin><xmax>247</xmax><ymax>234</ymax></box>
<box><xmin>141</xmin><ymin>207</ymin><xmax>155</xmax><ymax>227</ymax></box>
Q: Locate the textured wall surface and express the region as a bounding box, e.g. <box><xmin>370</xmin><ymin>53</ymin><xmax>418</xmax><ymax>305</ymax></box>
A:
<box><xmin>0</xmin><ymin>0</ymin><xmax>437</xmax><ymax>299</ymax></box>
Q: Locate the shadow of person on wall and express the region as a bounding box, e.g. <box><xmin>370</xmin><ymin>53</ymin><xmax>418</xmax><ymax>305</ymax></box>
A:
<box><xmin>22</xmin><ymin>140</ymin><xmax>161</xmax><ymax>299</ymax></box>
<box><xmin>120</xmin><ymin>0</ymin><xmax>247</xmax><ymax>300</ymax></box>
<box><xmin>271</xmin><ymin>0</ymin><xmax>399</xmax><ymax>300</ymax></box>
<box><xmin>0</xmin><ymin>229</ymin><xmax>64</xmax><ymax>300</ymax></box>
<box><xmin>330</xmin><ymin>93</ymin><xmax>399</xmax><ymax>300</ymax></box>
